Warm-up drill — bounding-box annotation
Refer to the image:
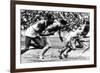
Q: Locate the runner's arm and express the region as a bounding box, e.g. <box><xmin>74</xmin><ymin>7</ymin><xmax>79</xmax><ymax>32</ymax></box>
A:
<box><xmin>58</xmin><ymin>30</ymin><xmax>63</xmax><ymax>42</ymax></box>
<box><xmin>39</xmin><ymin>31</ymin><xmax>54</xmax><ymax>36</ymax></box>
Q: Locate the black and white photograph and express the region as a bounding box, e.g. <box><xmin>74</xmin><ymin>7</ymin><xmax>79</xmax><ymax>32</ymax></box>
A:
<box><xmin>11</xmin><ymin>1</ymin><xmax>96</xmax><ymax>72</ymax></box>
<box><xmin>20</xmin><ymin>10</ymin><xmax>90</xmax><ymax>63</ymax></box>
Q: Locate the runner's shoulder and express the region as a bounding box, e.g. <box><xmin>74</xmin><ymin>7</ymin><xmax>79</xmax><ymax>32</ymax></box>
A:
<box><xmin>38</xmin><ymin>20</ymin><xmax>46</xmax><ymax>24</ymax></box>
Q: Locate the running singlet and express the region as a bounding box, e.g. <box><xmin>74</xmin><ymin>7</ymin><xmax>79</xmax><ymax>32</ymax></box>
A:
<box><xmin>64</xmin><ymin>28</ymin><xmax>83</xmax><ymax>42</ymax></box>
<box><xmin>25</xmin><ymin>20</ymin><xmax>46</xmax><ymax>38</ymax></box>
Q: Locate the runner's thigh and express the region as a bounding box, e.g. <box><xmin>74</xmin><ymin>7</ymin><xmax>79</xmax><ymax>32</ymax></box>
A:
<box><xmin>35</xmin><ymin>36</ymin><xmax>46</xmax><ymax>47</ymax></box>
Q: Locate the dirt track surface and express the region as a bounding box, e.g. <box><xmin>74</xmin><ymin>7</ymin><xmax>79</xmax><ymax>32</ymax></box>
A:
<box><xmin>21</xmin><ymin>48</ymin><xmax>90</xmax><ymax>63</ymax></box>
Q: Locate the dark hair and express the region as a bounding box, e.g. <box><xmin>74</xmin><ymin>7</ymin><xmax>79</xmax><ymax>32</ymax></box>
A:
<box><xmin>46</xmin><ymin>13</ymin><xmax>54</xmax><ymax>19</ymax></box>
<box><xmin>60</xmin><ymin>19</ymin><xmax>67</xmax><ymax>25</ymax></box>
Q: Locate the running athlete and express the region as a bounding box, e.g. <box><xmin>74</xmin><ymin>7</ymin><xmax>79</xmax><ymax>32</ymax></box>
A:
<box><xmin>39</xmin><ymin>19</ymin><xmax>67</xmax><ymax>60</ymax></box>
<box><xmin>59</xmin><ymin>24</ymin><xmax>86</xmax><ymax>59</ymax></box>
<box><xmin>21</xmin><ymin>14</ymin><xmax>54</xmax><ymax>54</ymax></box>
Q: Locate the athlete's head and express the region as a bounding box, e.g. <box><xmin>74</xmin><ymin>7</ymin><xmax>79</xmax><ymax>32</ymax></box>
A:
<box><xmin>59</xmin><ymin>19</ymin><xmax>67</xmax><ymax>30</ymax></box>
<box><xmin>60</xmin><ymin>19</ymin><xmax>67</xmax><ymax>25</ymax></box>
<box><xmin>46</xmin><ymin>13</ymin><xmax>54</xmax><ymax>26</ymax></box>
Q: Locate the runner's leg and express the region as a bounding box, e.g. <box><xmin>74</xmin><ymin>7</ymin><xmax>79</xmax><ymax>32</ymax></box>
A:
<box><xmin>21</xmin><ymin>36</ymin><xmax>31</xmax><ymax>54</ymax></box>
<box><xmin>59</xmin><ymin>42</ymin><xmax>72</xmax><ymax>59</ymax></box>
<box><xmin>31</xmin><ymin>36</ymin><xmax>45</xmax><ymax>49</ymax></box>
<box><xmin>39</xmin><ymin>37</ymin><xmax>51</xmax><ymax>60</ymax></box>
